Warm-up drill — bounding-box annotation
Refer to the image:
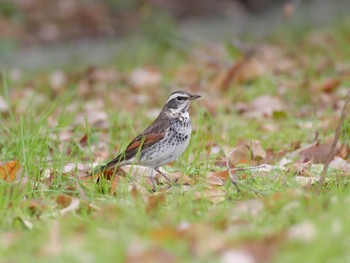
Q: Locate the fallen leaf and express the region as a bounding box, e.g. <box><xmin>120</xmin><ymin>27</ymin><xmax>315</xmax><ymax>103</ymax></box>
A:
<box><xmin>130</xmin><ymin>67</ymin><xmax>161</xmax><ymax>88</ymax></box>
<box><xmin>21</xmin><ymin>199</ymin><xmax>48</xmax><ymax>216</ymax></box>
<box><xmin>298</xmin><ymin>141</ymin><xmax>338</xmax><ymax>164</ymax></box>
<box><xmin>238</xmin><ymin>95</ymin><xmax>287</xmax><ymax>119</ymax></box>
<box><xmin>329</xmin><ymin>157</ymin><xmax>350</xmax><ymax>173</ymax></box>
<box><xmin>227</xmin><ymin>143</ymin><xmax>250</xmax><ymax>165</ymax></box>
<box><xmin>220</xmin><ymin>250</ymin><xmax>256</xmax><ymax>263</ymax></box>
<box><xmin>250</xmin><ymin>140</ymin><xmax>266</xmax><ymax>160</ymax></box>
<box><xmin>312</xmin><ymin>77</ymin><xmax>341</xmax><ymax>93</ymax></box>
<box><xmin>146</xmin><ymin>193</ymin><xmax>166</xmax><ymax>214</ymax></box>
<box><xmin>56</xmin><ymin>195</ymin><xmax>73</xmax><ymax>208</ymax></box>
<box><xmin>0</xmin><ymin>161</ymin><xmax>20</xmax><ymax>182</ymax></box>
<box><xmin>287</xmin><ymin>221</ymin><xmax>317</xmax><ymax>243</ymax></box>
<box><xmin>126</xmin><ymin>248</ymin><xmax>177</xmax><ymax>263</ymax></box>
<box><xmin>230</xmin><ymin>199</ymin><xmax>264</xmax><ymax>220</ymax></box>
<box><xmin>59</xmin><ymin>198</ymin><xmax>80</xmax><ymax>216</ymax></box>
<box><xmin>262</xmin><ymin>148</ymin><xmax>288</xmax><ymax>164</ymax></box>
<box><xmin>0</xmin><ymin>95</ymin><xmax>9</xmax><ymax>113</ymax></box>
<box><xmin>207</xmin><ymin>170</ymin><xmax>229</xmax><ymax>186</ymax></box>
<box><xmin>194</xmin><ymin>188</ymin><xmax>226</xmax><ymax>204</ymax></box>
<box><xmin>173</xmin><ymin>173</ymin><xmax>194</xmax><ymax>186</ymax></box>
<box><xmin>151</xmin><ymin>226</ymin><xmax>183</xmax><ymax>244</ymax></box>
<box><xmin>295</xmin><ymin>176</ymin><xmax>322</xmax><ymax>186</ymax></box>
<box><xmin>182</xmin><ymin>222</ymin><xmax>226</xmax><ymax>257</ymax></box>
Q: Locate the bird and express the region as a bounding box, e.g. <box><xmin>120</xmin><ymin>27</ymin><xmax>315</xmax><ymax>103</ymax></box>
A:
<box><xmin>93</xmin><ymin>90</ymin><xmax>201</xmax><ymax>191</ymax></box>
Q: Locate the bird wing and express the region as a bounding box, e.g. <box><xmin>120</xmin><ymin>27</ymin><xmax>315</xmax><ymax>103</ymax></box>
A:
<box><xmin>94</xmin><ymin>117</ymin><xmax>171</xmax><ymax>173</ymax></box>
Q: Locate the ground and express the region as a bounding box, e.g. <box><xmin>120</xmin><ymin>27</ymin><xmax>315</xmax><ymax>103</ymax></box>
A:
<box><xmin>0</xmin><ymin>15</ymin><xmax>350</xmax><ymax>263</ymax></box>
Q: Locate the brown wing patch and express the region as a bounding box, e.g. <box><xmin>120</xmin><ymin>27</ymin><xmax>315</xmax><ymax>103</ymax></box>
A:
<box><xmin>125</xmin><ymin>133</ymin><xmax>164</xmax><ymax>153</ymax></box>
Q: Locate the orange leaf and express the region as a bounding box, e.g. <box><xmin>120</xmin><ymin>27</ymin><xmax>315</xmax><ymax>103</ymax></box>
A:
<box><xmin>0</xmin><ymin>161</ymin><xmax>20</xmax><ymax>182</ymax></box>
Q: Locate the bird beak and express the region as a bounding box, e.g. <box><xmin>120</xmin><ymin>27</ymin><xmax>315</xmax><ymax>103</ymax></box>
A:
<box><xmin>190</xmin><ymin>94</ymin><xmax>201</xmax><ymax>100</ymax></box>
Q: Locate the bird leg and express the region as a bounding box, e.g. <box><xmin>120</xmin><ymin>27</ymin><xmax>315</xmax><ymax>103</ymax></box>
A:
<box><xmin>155</xmin><ymin>167</ymin><xmax>172</xmax><ymax>184</ymax></box>
<box><xmin>147</xmin><ymin>167</ymin><xmax>157</xmax><ymax>192</ymax></box>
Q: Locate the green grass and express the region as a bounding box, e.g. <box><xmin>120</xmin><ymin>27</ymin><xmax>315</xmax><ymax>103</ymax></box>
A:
<box><xmin>1</xmin><ymin>24</ymin><xmax>350</xmax><ymax>263</ymax></box>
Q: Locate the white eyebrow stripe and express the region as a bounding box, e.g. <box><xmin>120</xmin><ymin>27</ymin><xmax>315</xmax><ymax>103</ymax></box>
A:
<box><xmin>166</xmin><ymin>93</ymin><xmax>189</xmax><ymax>103</ymax></box>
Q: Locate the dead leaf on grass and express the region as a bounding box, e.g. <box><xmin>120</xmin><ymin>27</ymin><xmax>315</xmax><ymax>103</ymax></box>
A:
<box><xmin>312</xmin><ymin>77</ymin><xmax>342</xmax><ymax>93</ymax></box>
<box><xmin>129</xmin><ymin>67</ymin><xmax>161</xmax><ymax>88</ymax></box>
<box><xmin>329</xmin><ymin>157</ymin><xmax>350</xmax><ymax>173</ymax></box>
<box><xmin>220</xmin><ymin>249</ymin><xmax>256</xmax><ymax>263</ymax></box>
<box><xmin>20</xmin><ymin>199</ymin><xmax>49</xmax><ymax>216</ymax></box>
<box><xmin>287</xmin><ymin>221</ymin><xmax>317</xmax><ymax>243</ymax></box>
<box><xmin>56</xmin><ymin>195</ymin><xmax>73</xmax><ymax>208</ymax></box>
<box><xmin>146</xmin><ymin>193</ymin><xmax>166</xmax><ymax>214</ymax></box>
<box><xmin>237</xmin><ymin>95</ymin><xmax>287</xmax><ymax>119</ymax></box>
<box><xmin>0</xmin><ymin>95</ymin><xmax>9</xmax><ymax>113</ymax></box>
<box><xmin>61</xmin><ymin>198</ymin><xmax>80</xmax><ymax>215</ymax></box>
<box><xmin>262</xmin><ymin>148</ymin><xmax>288</xmax><ymax>164</ymax></box>
<box><xmin>230</xmin><ymin>199</ymin><xmax>264</xmax><ymax>220</ymax></box>
<box><xmin>295</xmin><ymin>176</ymin><xmax>322</xmax><ymax>186</ymax></box>
<box><xmin>172</xmin><ymin>173</ymin><xmax>194</xmax><ymax>186</ymax></box>
<box><xmin>0</xmin><ymin>161</ymin><xmax>20</xmax><ymax>182</ymax></box>
<box><xmin>126</xmin><ymin>248</ymin><xmax>177</xmax><ymax>263</ymax></box>
<box><xmin>227</xmin><ymin>139</ymin><xmax>267</xmax><ymax>166</ymax></box>
<box><xmin>207</xmin><ymin>170</ymin><xmax>229</xmax><ymax>186</ymax></box>
<box><xmin>298</xmin><ymin>141</ymin><xmax>340</xmax><ymax>164</ymax></box>
<box><xmin>194</xmin><ymin>188</ymin><xmax>226</xmax><ymax>204</ymax></box>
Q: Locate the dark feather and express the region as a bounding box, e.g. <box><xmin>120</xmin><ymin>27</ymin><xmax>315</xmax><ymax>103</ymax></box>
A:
<box><xmin>92</xmin><ymin>110</ymin><xmax>171</xmax><ymax>174</ymax></box>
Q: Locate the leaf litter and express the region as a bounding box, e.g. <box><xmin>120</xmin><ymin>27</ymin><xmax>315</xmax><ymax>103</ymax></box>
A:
<box><xmin>1</xmin><ymin>25</ymin><xmax>350</xmax><ymax>263</ymax></box>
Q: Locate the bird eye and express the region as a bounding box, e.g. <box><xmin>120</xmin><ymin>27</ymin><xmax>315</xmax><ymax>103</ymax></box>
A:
<box><xmin>177</xmin><ymin>96</ymin><xmax>187</xmax><ymax>101</ymax></box>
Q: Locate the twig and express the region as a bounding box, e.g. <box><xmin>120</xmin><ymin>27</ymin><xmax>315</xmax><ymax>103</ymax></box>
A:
<box><xmin>226</xmin><ymin>154</ymin><xmax>241</xmax><ymax>194</ymax></box>
<box><xmin>319</xmin><ymin>91</ymin><xmax>350</xmax><ymax>188</ymax></box>
<box><xmin>226</xmin><ymin>150</ymin><xmax>265</xmax><ymax>195</ymax></box>
<box><xmin>230</xmin><ymin>164</ymin><xmax>269</xmax><ymax>172</ymax></box>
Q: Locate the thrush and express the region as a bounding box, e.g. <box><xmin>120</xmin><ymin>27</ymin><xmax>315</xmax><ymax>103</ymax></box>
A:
<box><xmin>93</xmin><ymin>90</ymin><xmax>201</xmax><ymax>191</ymax></box>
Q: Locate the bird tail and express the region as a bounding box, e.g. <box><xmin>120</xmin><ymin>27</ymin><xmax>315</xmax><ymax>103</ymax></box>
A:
<box><xmin>91</xmin><ymin>153</ymin><xmax>126</xmax><ymax>175</ymax></box>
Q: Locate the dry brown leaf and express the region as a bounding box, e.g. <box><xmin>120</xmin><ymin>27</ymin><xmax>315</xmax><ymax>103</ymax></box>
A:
<box><xmin>312</xmin><ymin>77</ymin><xmax>341</xmax><ymax>93</ymax></box>
<box><xmin>194</xmin><ymin>188</ymin><xmax>225</xmax><ymax>204</ymax></box>
<box><xmin>173</xmin><ymin>174</ymin><xmax>194</xmax><ymax>186</ymax></box>
<box><xmin>250</xmin><ymin>140</ymin><xmax>266</xmax><ymax>160</ymax></box>
<box><xmin>207</xmin><ymin>170</ymin><xmax>229</xmax><ymax>186</ymax></box>
<box><xmin>0</xmin><ymin>161</ymin><xmax>20</xmax><ymax>182</ymax></box>
<box><xmin>338</xmin><ymin>144</ymin><xmax>349</xmax><ymax>159</ymax></box>
<box><xmin>20</xmin><ymin>199</ymin><xmax>48</xmax><ymax>216</ymax></box>
<box><xmin>56</xmin><ymin>195</ymin><xmax>73</xmax><ymax>208</ymax></box>
<box><xmin>227</xmin><ymin>139</ymin><xmax>267</xmax><ymax>166</ymax></box>
<box><xmin>298</xmin><ymin>141</ymin><xmax>339</xmax><ymax>164</ymax></box>
<box><xmin>146</xmin><ymin>193</ymin><xmax>166</xmax><ymax>214</ymax></box>
<box><xmin>126</xmin><ymin>248</ymin><xmax>178</xmax><ymax>263</ymax></box>
<box><xmin>238</xmin><ymin>95</ymin><xmax>287</xmax><ymax>119</ymax></box>
<box><xmin>227</xmin><ymin>143</ymin><xmax>250</xmax><ymax>165</ymax></box>
<box><xmin>58</xmin><ymin>198</ymin><xmax>80</xmax><ymax>216</ymax></box>
<box><xmin>151</xmin><ymin>225</ymin><xmax>184</xmax><ymax>244</ymax></box>
<box><xmin>110</xmin><ymin>176</ymin><xmax>128</xmax><ymax>195</ymax></box>
<box><xmin>262</xmin><ymin>148</ymin><xmax>288</xmax><ymax>164</ymax></box>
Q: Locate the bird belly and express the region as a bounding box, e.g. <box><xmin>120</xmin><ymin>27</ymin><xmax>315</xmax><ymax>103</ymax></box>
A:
<box><xmin>140</xmin><ymin>126</ymin><xmax>191</xmax><ymax>167</ymax></box>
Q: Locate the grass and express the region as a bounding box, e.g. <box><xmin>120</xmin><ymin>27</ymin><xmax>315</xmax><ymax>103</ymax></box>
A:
<box><xmin>1</xmin><ymin>22</ymin><xmax>350</xmax><ymax>263</ymax></box>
